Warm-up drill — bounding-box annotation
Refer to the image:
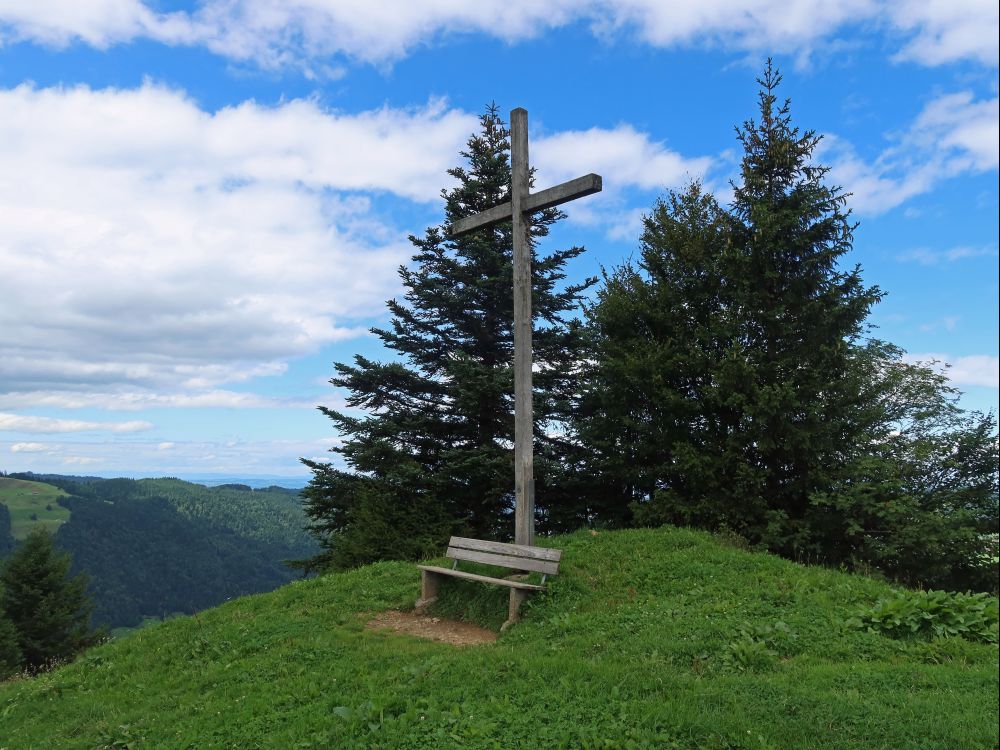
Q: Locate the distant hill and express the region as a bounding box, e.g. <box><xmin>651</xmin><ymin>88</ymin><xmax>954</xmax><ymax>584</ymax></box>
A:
<box><xmin>2</xmin><ymin>474</ymin><xmax>318</xmax><ymax>629</ymax></box>
<box><xmin>0</xmin><ymin>476</ymin><xmax>70</xmax><ymax>541</ymax></box>
<box><xmin>1</xmin><ymin>526</ymin><xmax>996</xmax><ymax>748</ymax></box>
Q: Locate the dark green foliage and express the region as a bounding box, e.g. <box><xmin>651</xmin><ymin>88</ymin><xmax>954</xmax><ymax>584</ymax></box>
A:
<box><xmin>0</xmin><ymin>608</ymin><xmax>21</xmax><ymax>679</ymax></box>
<box><xmin>808</xmin><ymin>341</ymin><xmax>999</xmax><ymax>591</ymax></box>
<box><xmin>584</xmin><ymin>63</ymin><xmax>882</xmax><ymax>547</ymax></box>
<box><xmin>849</xmin><ymin>589</ymin><xmax>999</xmax><ymax>643</ymax></box>
<box><xmin>0</xmin><ymin>526</ymin><xmax>96</xmax><ymax>670</ymax></box>
<box><xmin>52</xmin><ymin>478</ymin><xmax>318</xmax><ymax>628</ymax></box>
<box><xmin>579</xmin><ymin>63</ymin><xmax>998</xmax><ymax>592</ymax></box>
<box><xmin>302</xmin><ymin>105</ymin><xmax>595</xmax><ymax>570</ymax></box>
<box><xmin>579</xmin><ymin>182</ymin><xmax>739</xmax><ymax>526</ymax></box>
<box><xmin>0</xmin><ymin>502</ymin><xmax>14</xmax><ymax>556</ymax></box>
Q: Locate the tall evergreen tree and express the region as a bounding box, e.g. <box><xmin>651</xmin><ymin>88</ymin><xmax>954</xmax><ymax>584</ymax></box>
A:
<box><xmin>301</xmin><ymin>106</ymin><xmax>595</xmax><ymax>570</ymax></box>
<box><xmin>582</xmin><ymin>63</ymin><xmax>883</xmax><ymax>549</ymax></box>
<box><xmin>0</xmin><ymin>526</ymin><xmax>96</xmax><ymax>670</ymax></box>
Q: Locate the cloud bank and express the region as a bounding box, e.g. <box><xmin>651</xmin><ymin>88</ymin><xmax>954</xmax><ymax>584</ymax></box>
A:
<box><xmin>0</xmin><ymin>83</ymin><xmax>706</xmax><ymax>414</ymax></box>
<box><xmin>1</xmin><ymin>0</ymin><xmax>996</xmax><ymax>69</ymax></box>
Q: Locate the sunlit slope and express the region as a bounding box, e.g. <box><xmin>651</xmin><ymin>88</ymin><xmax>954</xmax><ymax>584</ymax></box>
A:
<box><xmin>0</xmin><ymin>477</ymin><xmax>70</xmax><ymax>540</ymax></box>
<box><xmin>2</xmin><ymin>527</ymin><xmax>997</xmax><ymax>749</ymax></box>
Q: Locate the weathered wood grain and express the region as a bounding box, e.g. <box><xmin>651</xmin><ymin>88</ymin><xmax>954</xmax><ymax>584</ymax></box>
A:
<box><xmin>449</xmin><ymin>536</ymin><xmax>562</xmax><ymax>561</ymax></box>
<box><xmin>449</xmin><ymin>173</ymin><xmax>603</xmax><ymax>236</ymax></box>
<box><xmin>446</xmin><ymin>546</ymin><xmax>560</xmax><ymax>576</ymax></box>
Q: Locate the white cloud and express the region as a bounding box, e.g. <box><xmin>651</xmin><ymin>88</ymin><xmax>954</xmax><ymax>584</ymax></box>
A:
<box><xmin>908</xmin><ymin>91</ymin><xmax>999</xmax><ymax>171</ymax></box>
<box><xmin>533</xmin><ymin>125</ymin><xmax>712</xmax><ymax>238</ymax></box>
<box><xmin>0</xmin><ymin>82</ymin><xmax>713</xmax><ymax>408</ymax></box>
<box><xmin>0</xmin><ymin>413</ymin><xmax>153</xmax><ymax>433</ymax></box>
<box><xmin>2</xmin><ymin>1</ymin><xmax>995</xmax><ymax>69</ymax></box>
<box><xmin>825</xmin><ymin>91</ymin><xmax>999</xmax><ymax>215</ymax></box>
<box><xmin>0</xmin><ymin>390</ymin><xmax>319</xmax><ymax>411</ymax></box>
<box><xmin>62</xmin><ymin>456</ymin><xmax>103</xmax><ymax>465</ymax></box>
<box><xmin>598</xmin><ymin>0</ymin><xmax>878</xmax><ymax>58</ymax></box>
<box><xmin>896</xmin><ymin>245</ymin><xmax>997</xmax><ymax>265</ymax></box>
<box><xmin>0</xmin><ymin>83</ymin><xmax>473</xmax><ymax>402</ymax></box>
<box><xmin>1</xmin><ymin>436</ymin><xmax>332</xmax><ymax>476</ymax></box>
<box><xmin>536</xmin><ymin>125</ymin><xmax>712</xmax><ymax>191</ymax></box>
<box><xmin>10</xmin><ymin>442</ymin><xmax>48</xmax><ymax>452</ymax></box>
<box><xmin>887</xmin><ymin>0</ymin><xmax>999</xmax><ymax>67</ymax></box>
<box><xmin>905</xmin><ymin>353</ymin><xmax>1000</xmax><ymax>388</ymax></box>
<box><xmin>0</xmin><ymin>0</ymin><xmax>189</xmax><ymax>48</ymax></box>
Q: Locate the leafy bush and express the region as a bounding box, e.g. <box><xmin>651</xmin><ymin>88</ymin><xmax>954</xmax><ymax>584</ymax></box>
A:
<box><xmin>849</xmin><ymin>589</ymin><xmax>998</xmax><ymax>643</ymax></box>
<box><xmin>721</xmin><ymin>621</ymin><xmax>796</xmax><ymax>672</ymax></box>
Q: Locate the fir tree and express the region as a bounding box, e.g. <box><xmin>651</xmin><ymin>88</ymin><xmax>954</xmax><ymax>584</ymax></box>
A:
<box><xmin>583</xmin><ymin>62</ymin><xmax>883</xmax><ymax>549</ymax></box>
<box><xmin>301</xmin><ymin>106</ymin><xmax>595</xmax><ymax>570</ymax></box>
<box><xmin>0</xmin><ymin>526</ymin><xmax>96</xmax><ymax>670</ymax></box>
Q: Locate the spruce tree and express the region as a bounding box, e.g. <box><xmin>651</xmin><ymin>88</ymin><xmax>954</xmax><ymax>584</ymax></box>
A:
<box><xmin>301</xmin><ymin>106</ymin><xmax>595</xmax><ymax>570</ymax></box>
<box><xmin>724</xmin><ymin>62</ymin><xmax>883</xmax><ymax>547</ymax></box>
<box><xmin>579</xmin><ymin>182</ymin><xmax>735</xmax><ymax>527</ymax></box>
<box><xmin>0</xmin><ymin>526</ymin><xmax>96</xmax><ymax>669</ymax></box>
<box><xmin>583</xmin><ymin>62</ymin><xmax>883</xmax><ymax>548</ymax></box>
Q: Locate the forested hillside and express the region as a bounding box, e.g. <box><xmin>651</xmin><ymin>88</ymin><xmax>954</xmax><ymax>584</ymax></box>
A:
<box><xmin>2</xmin><ymin>474</ymin><xmax>317</xmax><ymax>629</ymax></box>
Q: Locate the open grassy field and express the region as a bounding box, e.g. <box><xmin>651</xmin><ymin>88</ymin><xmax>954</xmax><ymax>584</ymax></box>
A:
<box><xmin>0</xmin><ymin>477</ymin><xmax>70</xmax><ymax>539</ymax></box>
<box><xmin>1</xmin><ymin>526</ymin><xmax>996</xmax><ymax>749</ymax></box>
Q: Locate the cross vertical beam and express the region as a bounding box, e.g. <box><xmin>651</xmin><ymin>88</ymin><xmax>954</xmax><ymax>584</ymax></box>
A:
<box><xmin>450</xmin><ymin>108</ymin><xmax>602</xmax><ymax>546</ymax></box>
<box><xmin>510</xmin><ymin>108</ymin><xmax>534</xmax><ymax>547</ymax></box>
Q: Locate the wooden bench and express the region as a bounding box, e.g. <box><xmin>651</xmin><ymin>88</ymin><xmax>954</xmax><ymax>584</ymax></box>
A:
<box><xmin>415</xmin><ymin>536</ymin><xmax>562</xmax><ymax>631</ymax></box>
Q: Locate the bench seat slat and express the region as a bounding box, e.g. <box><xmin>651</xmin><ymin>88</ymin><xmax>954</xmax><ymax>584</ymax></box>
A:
<box><xmin>449</xmin><ymin>537</ymin><xmax>562</xmax><ymax>562</ymax></box>
<box><xmin>416</xmin><ymin>565</ymin><xmax>545</xmax><ymax>591</ymax></box>
<box><xmin>446</xmin><ymin>546</ymin><xmax>560</xmax><ymax>575</ymax></box>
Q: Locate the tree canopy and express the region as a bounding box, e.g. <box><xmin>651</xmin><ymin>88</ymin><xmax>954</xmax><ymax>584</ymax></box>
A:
<box><xmin>0</xmin><ymin>526</ymin><xmax>96</xmax><ymax>671</ymax></box>
<box><xmin>578</xmin><ymin>63</ymin><xmax>997</xmax><ymax>590</ymax></box>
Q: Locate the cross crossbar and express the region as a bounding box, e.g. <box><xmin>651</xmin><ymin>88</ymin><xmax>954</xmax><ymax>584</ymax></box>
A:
<box><xmin>450</xmin><ymin>173</ymin><xmax>602</xmax><ymax>237</ymax></box>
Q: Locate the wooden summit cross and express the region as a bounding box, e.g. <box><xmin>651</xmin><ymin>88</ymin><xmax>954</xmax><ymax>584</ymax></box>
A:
<box><xmin>450</xmin><ymin>107</ymin><xmax>602</xmax><ymax>547</ymax></box>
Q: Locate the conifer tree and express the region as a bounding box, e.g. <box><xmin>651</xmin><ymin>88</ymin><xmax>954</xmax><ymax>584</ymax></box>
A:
<box><xmin>0</xmin><ymin>526</ymin><xmax>96</xmax><ymax>669</ymax></box>
<box><xmin>583</xmin><ymin>62</ymin><xmax>883</xmax><ymax>548</ymax></box>
<box><xmin>301</xmin><ymin>106</ymin><xmax>595</xmax><ymax>570</ymax></box>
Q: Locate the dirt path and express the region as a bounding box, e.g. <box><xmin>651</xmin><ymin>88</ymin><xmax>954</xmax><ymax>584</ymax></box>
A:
<box><xmin>366</xmin><ymin>610</ymin><xmax>497</xmax><ymax>646</ymax></box>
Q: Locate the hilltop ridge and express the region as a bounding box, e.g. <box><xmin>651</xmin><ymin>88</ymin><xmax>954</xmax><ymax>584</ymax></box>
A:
<box><xmin>1</xmin><ymin>526</ymin><xmax>997</xmax><ymax>749</ymax></box>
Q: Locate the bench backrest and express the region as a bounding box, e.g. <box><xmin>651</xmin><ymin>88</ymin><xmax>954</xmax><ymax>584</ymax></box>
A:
<box><xmin>446</xmin><ymin>536</ymin><xmax>561</xmax><ymax>577</ymax></box>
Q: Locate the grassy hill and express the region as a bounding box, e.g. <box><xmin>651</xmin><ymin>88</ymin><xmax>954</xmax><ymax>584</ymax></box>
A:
<box><xmin>0</xmin><ymin>477</ymin><xmax>70</xmax><ymax>539</ymax></box>
<box><xmin>1</xmin><ymin>526</ymin><xmax>996</xmax><ymax>749</ymax></box>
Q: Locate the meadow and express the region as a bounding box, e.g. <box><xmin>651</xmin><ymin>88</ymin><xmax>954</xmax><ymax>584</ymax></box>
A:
<box><xmin>0</xmin><ymin>477</ymin><xmax>70</xmax><ymax>540</ymax></box>
<box><xmin>1</xmin><ymin>526</ymin><xmax>996</xmax><ymax>749</ymax></box>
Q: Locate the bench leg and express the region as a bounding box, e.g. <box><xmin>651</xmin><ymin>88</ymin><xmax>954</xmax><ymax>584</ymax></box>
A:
<box><xmin>501</xmin><ymin>589</ymin><xmax>531</xmax><ymax>632</ymax></box>
<box><xmin>414</xmin><ymin>570</ymin><xmax>439</xmax><ymax>612</ymax></box>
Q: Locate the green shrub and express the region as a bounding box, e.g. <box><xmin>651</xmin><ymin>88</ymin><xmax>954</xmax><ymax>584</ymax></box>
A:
<box><xmin>721</xmin><ymin>621</ymin><xmax>796</xmax><ymax>672</ymax></box>
<box><xmin>849</xmin><ymin>589</ymin><xmax>998</xmax><ymax>643</ymax></box>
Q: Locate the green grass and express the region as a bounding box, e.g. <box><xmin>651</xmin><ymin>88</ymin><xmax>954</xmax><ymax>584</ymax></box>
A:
<box><xmin>1</xmin><ymin>527</ymin><xmax>997</xmax><ymax>749</ymax></box>
<box><xmin>0</xmin><ymin>477</ymin><xmax>70</xmax><ymax>539</ymax></box>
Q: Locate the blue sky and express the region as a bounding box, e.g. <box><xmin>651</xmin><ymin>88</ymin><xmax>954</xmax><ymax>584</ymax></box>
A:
<box><xmin>1</xmin><ymin>1</ymin><xmax>997</xmax><ymax>482</ymax></box>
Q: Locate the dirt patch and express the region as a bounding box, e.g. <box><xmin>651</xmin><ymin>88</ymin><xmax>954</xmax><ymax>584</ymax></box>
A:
<box><xmin>366</xmin><ymin>610</ymin><xmax>497</xmax><ymax>646</ymax></box>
